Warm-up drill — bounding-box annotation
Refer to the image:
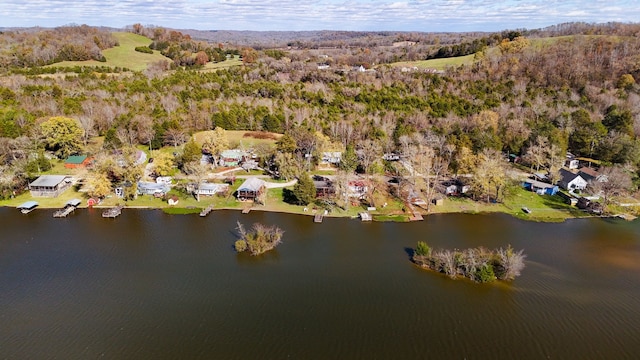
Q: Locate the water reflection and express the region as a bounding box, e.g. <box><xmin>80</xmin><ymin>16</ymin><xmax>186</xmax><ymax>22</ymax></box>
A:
<box><xmin>0</xmin><ymin>208</ymin><xmax>638</xmax><ymax>359</ymax></box>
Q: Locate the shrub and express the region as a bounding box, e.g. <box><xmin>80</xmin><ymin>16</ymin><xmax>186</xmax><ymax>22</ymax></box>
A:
<box><xmin>134</xmin><ymin>46</ymin><xmax>154</xmax><ymax>54</ymax></box>
<box><xmin>415</xmin><ymin>241</ymin><xmax>431</xmax><ymax>257</ymax></box>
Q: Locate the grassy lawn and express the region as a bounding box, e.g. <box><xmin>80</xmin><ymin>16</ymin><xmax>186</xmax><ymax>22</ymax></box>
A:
<box><xmin>199</xmin><ymin>56</ymin><xmax>242</xmax><ymax>71</ymax></box>
<box><xmin>48</xmin><ymin>33</ymin><xmax>169</xmax><ymax>72</ymax></box>
<box><xmin>432</xmin><ymin>187</ymin><xmax>590</xmax><ymax>222</ymax></box>
<box><xmin>192</xmin><ymin>130</ymin><xmax>281</xmax><ymax>149</ymax></box>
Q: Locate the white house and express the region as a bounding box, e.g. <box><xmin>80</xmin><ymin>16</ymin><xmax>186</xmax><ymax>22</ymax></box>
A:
<box><xmin>558</xmin><ymin>169</ymin><xmax>588</xmax><ymax>191</ymax></box>
<box><xmin>194</xmin><ymin>183</ymin><xmax>229</xmax><ymax>196</ymax></box>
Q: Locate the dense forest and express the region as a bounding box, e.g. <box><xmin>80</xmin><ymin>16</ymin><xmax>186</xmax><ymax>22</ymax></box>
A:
<box><xmin>0</xmin><ymin>22</ymin><xmax>639</xmax><ymax>205</ymax></box>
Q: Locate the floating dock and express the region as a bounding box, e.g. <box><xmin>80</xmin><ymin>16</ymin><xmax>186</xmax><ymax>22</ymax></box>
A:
<box><xmin>53</xmin><ymin>199</ymin><xmax>81</xmax><ymax>218</ymax></box>
<box><xmin>314</xmin><ymin>214</ymin><xmax>324</xmax><ymax>223</ymax></box>
<box><xmin>200</xmin><ymin>204</ymin><xmax>214</xmax><ymax>217</ymax></box>
<box><xmin>102</xmin><ymin>205</ymin><xmax>123</xmax><ymax>218</ymax></box>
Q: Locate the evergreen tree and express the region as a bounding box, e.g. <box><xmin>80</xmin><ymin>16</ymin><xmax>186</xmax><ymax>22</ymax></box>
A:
<box><xmin>292</xmin><ymin>172</ymin><xmax>316</xmax><ymax>205</ymax></box>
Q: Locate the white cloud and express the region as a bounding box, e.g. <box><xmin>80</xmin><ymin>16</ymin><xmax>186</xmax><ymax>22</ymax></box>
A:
<box><xmin>1</xmin><ymin>0</ymin><xmax>639</xmax><ymax>31</ymax></box>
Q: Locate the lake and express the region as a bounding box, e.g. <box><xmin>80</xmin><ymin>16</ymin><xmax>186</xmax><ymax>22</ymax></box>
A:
<box><xmin>1</xmin><ymin>208</ymin><xmax>639</xmax><ymax>359</ymax></box>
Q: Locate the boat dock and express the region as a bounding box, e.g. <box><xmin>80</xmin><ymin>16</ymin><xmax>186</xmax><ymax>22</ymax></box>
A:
<box><xmin>17</xmin><ymin>201</ymin><xmax>39</xmax><ymax>214</ymax></box>
<box><xmin>200</xmin><ymin>204</ymin><xmax>214</xmax><ymax>217</ymax></box>
<box><xmin>53</xmin><ymin>199</ymin><xmax>81</xmax><ymax>218</ymax></box>
<box><xmin>242</xmin><ymin>206</ymin><xmax>251</xmax><ymax>214</ymax></box>
<box><xmin>359</xmin><ymin>212</ymin><xmax>372</xmax><ymax>221</ymax></box>
<box><xmin>102</xmin><ymin>205</ymin><xmax>123</xmax><ymax>218</ymax></box>
<box><xmin>314</xmin><ymin>214</ymin><xmax>323</xmax><ymax>223</ymax></box>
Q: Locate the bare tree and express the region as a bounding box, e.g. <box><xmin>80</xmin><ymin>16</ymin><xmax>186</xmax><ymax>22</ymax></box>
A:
<box><xmin>588</xmin><ymin>165</ymin><xmax>633</xmax><ymax>213</ymax></box>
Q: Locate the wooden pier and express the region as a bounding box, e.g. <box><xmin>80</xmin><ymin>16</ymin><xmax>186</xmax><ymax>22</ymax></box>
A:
<box><xmin>199</xmin><ymin>204</ymin><xmax>214</xmax><ymax>217</ymax></box>
<box><xmin>53</xmin><ymin>206</ymin><xmax>75</xmax><ymax>218</ymax></box>
<box><xmin>102</xmin><ymin>205</ymin><xmax>123</xmax><ymax>218</ymax></box>
<box><xmin>242</xmin><ymin>206</ymin><xmax>251</xmax><ymax>214</ymax></box>
<box><xmin>53</xmin><ymin>199</ymin><xmax>82</xmax><ymax>218</ymax></box>
<box><xmin>314</xmin><ymin>214</ymin><xmax>324</xmax><ymax>223</ymax></box>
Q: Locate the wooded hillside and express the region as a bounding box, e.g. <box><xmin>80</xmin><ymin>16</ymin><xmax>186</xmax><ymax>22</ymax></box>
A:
<box><xmin>0</xmin><ymin>22</ymin><xmax>639</xmax><ymax>199</ymax></box>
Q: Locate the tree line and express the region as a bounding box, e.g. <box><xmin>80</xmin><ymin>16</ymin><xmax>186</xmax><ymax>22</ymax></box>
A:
<box><xmin>0</xmin><ymin>23</ymin><xmax>639</xmax><ymax>203</ymax></box>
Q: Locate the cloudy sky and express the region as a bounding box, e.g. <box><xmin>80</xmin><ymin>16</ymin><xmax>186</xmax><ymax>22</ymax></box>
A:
<box><xmin>2</xmin><ymin>0</ymin><xmax>639</xmax><ymax>32</ymax></box>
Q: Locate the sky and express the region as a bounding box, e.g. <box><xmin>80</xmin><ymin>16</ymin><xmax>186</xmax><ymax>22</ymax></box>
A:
<box><xmin>2</xmin><ymin>0</ymin><xmax>639</xmax><ymax>32</ymax></box>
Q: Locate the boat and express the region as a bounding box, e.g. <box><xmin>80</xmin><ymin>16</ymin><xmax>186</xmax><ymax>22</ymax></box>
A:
<box><xmin>17</xmin><ymin>201</ymin><xmax>39</xmax><ymax>214</ymax></box>
<box><xmin>522</xmin><ymin>207</ymin><xmax>531</xmax><ymax>214</ymax></box>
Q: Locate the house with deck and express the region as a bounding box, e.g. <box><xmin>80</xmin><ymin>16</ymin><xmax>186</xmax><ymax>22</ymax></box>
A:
<box><xmin>237</xmin><ymin>177</ymin><xmax>266</xmax><ymax>201</ymax></box>
<box><xmin>29</xmin><ymin>175</ymin><xmax>73</xmax><ymax>197</ymax></box>
<box><xmin>313</xmin><ymin>176</ymin><xmax>335</xmax><ymax>198</ymax></box>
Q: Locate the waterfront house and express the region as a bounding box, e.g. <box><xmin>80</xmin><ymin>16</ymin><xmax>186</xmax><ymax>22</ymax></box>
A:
<box><xmin>137</xmin><ymin>181</ymin><xmax>170</xmax><ymax>196</ymax></box>
<box><xmin>237</xmin><ymin>177</ymin><xmax>266</xmax><ymax>201</ymax></box>
<box><xmin>64</xmin><ymin>155</ymin><xmax>93</xmax><ymax>169</ymax></box>
<box><xmin>29</xmin><ymin>175</ymin><xmax>73</xmax><ymax>197</ymax></box>
<box><xmin>313</xmin><ymin>176</ymin><xmax>335</xmax><ymax>198</ymax></box>
<box><xmin>558</xmin><ymin>169</ymin><xmax>588</xmax><ymax>191</ymax></box>
<box><xmin>347</xmin><ymin>179</ymin><xmax>368</xmax><ymax>199</ymax></box>
<box><xmin>194</xmin><ymin>182</ymin><xmax>229</xmax><ymax>196</ymax></box>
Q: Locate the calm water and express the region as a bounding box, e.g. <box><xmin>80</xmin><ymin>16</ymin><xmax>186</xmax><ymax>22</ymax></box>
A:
<box><xmin>1</xmin><ymin>207</ymin><xmax>639</xmax><ymax>359</ymax></box>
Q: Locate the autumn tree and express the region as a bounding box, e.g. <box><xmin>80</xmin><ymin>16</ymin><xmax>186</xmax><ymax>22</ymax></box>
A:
<box><xmin>195</xmin><ymin>51</ymin><xmax>209</xmax><ymax>66</ymax></box>
<box><xmin>39</xmin><ymin>116</ymin><xmax>84</xmax><ymax>158</ymax></box>
<box><xmin>471</xmin><ymin>149</ymin><xmax>508</xmax><ymax>202</ymax></box>
<box><xmin>85</xmin><ymin>172</ymin><xmax>112</xmax><ymax>199</ymax></box>
<box><xmin>200</xmin><ymin>126</ymin><xmax>228</xmax><ymax>157</ymax></box>
<box><xmin>150</xmin><ymin>151</ymin><xmax>175</xmax><ymax>177</ymax></box>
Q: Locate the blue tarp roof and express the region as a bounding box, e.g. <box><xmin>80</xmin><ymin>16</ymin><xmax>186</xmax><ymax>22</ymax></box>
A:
<box><xmin>17</xmin><ymin>201</ymin><xmax>39</xmax><ymax>209</ymax></box>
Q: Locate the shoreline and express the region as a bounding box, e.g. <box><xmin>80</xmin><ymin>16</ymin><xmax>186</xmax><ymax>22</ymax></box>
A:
<box><xmin>2</xmin><ymin>201</ymin><xmax>621</xmax><ymax>223</ymax></box>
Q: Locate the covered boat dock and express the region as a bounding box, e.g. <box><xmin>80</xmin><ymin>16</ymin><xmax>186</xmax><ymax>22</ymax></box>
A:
<box><xmin>17</xmin><ymin>201</ymin><xmax>39</xmax><ymax>214</ymax></box>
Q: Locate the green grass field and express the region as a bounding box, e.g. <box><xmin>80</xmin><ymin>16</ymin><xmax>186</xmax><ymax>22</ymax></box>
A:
<box><xmin>200</xmin><ymin>55</ymin><xmax>243</xmax><ymax>71</ymax></box>
<box><xmin>48</xmin><ymin>32</ymin><xmax>169</xmax><ymax>72</ymax></box>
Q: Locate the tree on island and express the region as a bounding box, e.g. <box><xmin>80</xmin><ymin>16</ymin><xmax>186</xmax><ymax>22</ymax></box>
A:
<box><xmin>234</xmin><ymin>221</ymin><xmax>284</xmax><ymax>256</ymax></box>
<box><xmin>412</xmin><ymin>241</ymin><xmax>526</xmax><ymax>283</ymax></box>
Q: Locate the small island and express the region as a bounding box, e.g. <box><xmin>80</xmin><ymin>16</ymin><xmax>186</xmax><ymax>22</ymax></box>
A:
<box><xmin>234</xmin><ymin>221</ymin><xmax>284</xmax><ymax>256</ymax></box>
<box><xmin>411</xmin><ymin>242</ymin><xmax>526</xmax><ymax>283</ymax></box>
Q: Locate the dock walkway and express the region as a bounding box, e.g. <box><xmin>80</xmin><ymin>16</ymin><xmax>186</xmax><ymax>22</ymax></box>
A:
<box><xmin>200</xmin><ymin>204</ymin><xmax>214</xmax><ymax>217</ymax></box>
<box><xmin>53</xmin><ymin>207</ymin><xmax>75</xmax><ymax>218</ymax></box>
<box><xmin>314</xmin><ymin>214</ymin><xmax>323</xmax><ymax>223</ymax></box>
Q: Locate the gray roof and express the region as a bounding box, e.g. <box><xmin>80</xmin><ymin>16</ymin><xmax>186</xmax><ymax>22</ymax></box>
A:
<box><xmin>17</xmin><ymin>201</ymin><xmax>39</xmax><ymax>209</ymax></box>
<box><xmin>238</xmin><ymin>177</ymin><xmax>266</xmax><ymax>192</ymax></box>
<box><xmin>66</xmin><ymin>198</ymin><xmax>82</xmax><ymax>207</ymax></box>
<box><xmin>137</xmin><ymin>181</ymin><xmax>170</xmax><ymax>192</ymax></box>
<box><xmin>30</xmin><ymin>175</ymin><xmax>71</xmax><ymax>187</ymax></box>
<box><xmin>199</xmin><ymin>183</ymin><xmax>228</xmax><ymax>191</ymax></box>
